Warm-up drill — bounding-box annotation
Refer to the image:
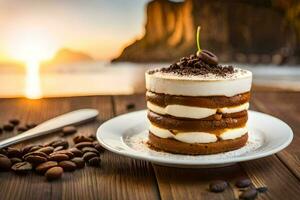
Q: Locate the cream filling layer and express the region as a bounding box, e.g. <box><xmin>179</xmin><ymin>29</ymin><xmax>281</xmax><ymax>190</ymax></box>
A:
<box><xmin>149</xmin><ymin>124</ymin><xmax>248</xmax><ymax>144</ymax></box>
<box><xmin>219</xmin><ymin>126</ymin><xmax>248</xmax><ymax>140</ymax></box>
<box><xmin>147</xmin><ymin>101</ymin><xmax>249</xmax><ymax>119</ymax></box>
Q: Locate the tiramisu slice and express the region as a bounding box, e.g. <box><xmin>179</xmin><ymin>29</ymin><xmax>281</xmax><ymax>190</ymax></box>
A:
<box><xmin>145</xmin><ymin>53</ymin><xmax>252</xmax><ymax>155</ymax></box>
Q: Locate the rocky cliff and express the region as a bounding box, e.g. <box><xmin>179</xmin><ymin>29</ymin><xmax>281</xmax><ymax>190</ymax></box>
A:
<box><xmin>113</xmin><ymin>0</ymin><xmax>300</xmax><ymax>64</ymax></box>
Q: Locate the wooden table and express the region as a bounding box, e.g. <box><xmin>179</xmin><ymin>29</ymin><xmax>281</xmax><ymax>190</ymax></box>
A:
<box><xmin>0</xmin><ymin>92</ymin><xmax>299</xmax><ymax>200</ymax></box>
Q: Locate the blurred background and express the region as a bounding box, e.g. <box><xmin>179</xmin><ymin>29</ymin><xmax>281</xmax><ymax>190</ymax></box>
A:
<box><xmin>0</xmin><ymin>0</ymin><xmax>300</xmax><ymax>99</ymax></box>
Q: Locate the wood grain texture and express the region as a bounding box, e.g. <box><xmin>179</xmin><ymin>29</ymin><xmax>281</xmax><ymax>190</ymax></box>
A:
<box><xmin>0</xmin><ymin>96</ymin><xmax>159</xmax><ymax>200</ymax></box>
<box><xmin>241</xmin><ymin>156</ymin><xmax>300</xmax><ymax>200</ymax></box>
<box><xmin>0</xmin><ymin>92</ymin><xmax>300</xmax><ymax>200</ymax></box>
<box><xmin>251</xmin><ymin>92</ymin><xmax>300</xmax><ymax>179</ymax></box>
<box><xmin>113</xmin><ymin>93</ymin><xmax>300</xmax><ymax>200</ymax></box>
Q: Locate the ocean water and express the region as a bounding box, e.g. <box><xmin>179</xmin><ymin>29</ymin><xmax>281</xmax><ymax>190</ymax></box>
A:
<box><xmin>0</xmin><ymin>61</ymin><xmax>299</xmax><ymax>98</ymax></box>
<box><xmin>0</xmin><ymin>61</ymin><xmax>166</xmax><ymax>98</ymax></box>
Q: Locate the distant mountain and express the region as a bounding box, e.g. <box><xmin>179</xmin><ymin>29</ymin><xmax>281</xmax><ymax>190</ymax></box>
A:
<box><xmin>113</xmin><ymin>0</ymin><xmax>300</xmax><ymax>64</ymax></box>
<box><xmin>0</xmin><ymin>61</ymin><xmax>24</xmax><ymax>68</ymax></box>
<box><xmin>43</xmin><ymin>48</ymin><xmax>94</xmax><ymax>66</ymax></box>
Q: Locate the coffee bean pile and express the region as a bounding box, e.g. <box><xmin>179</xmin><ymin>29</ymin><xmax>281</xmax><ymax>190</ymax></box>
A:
<box><xmin>0</xmin><ymin>118</ymin><xmax>37</xmax><ymax>134</ymax></box>
<box><xmin>0</xmin><ymin>127</ymin><xmax>105</xmax><ymax>181</ymax></box>
<box><xmin>209</xmin><ymin>178</ymin><xmax>267</xmax><ymax>200</ymax></box>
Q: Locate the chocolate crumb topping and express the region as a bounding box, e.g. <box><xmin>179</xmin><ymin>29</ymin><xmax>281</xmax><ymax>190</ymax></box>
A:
<box><xmin>148</xmin><ymin>54</ymin><xmax>236</xmax><ymax>77</ymax></box>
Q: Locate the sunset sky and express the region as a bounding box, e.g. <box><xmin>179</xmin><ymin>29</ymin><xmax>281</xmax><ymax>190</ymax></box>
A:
<box><xmin>0</xmin><ymin>0</ymin><xmax>149</xmax><ymax>62</ymax></box>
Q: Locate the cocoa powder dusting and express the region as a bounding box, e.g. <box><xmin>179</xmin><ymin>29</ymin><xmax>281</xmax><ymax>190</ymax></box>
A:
<box><xmin>148</xmin><ymin>54</ymin><xmax>235</xmax><ymax>77</ymax></box>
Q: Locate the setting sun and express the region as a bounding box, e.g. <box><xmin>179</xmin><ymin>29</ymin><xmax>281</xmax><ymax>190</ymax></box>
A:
<box><xmin>6</xmin><ymin>27</ymin><xmax>58</xmax><ymax>99</ymax></box>
<box><xmin>7</xmin><ymin>27</ymin><xmax>57</xmax><ymax>63</ymax></box>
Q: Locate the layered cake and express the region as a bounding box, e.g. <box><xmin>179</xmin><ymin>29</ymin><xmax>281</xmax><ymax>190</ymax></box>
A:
<box><xmin>145</xmin><ymin>53</ymin><xmax>252</xmax><ymax>155</ymax></box>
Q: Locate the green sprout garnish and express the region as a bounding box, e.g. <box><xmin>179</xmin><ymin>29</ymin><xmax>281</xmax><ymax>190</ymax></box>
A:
<box><xmin>196</xmin><ymin>26</ymin><xmax>201</xmax><ymax>55</ymax></box>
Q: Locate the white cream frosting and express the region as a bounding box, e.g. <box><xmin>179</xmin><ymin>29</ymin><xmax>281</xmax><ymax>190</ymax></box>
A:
<box><xmin>149</xmin><ymin>124</ymin><xmax>247</xmax><ymax>144</ymax></box>
<box><xmin>145</xmin><ymin>68</ymin><xmax>252</xmax><ymax>97</ymax></box>
<box><xmin>147</xmin><ymin>101</ymin><xmax>249</xmax><ymax>119</ymax></box>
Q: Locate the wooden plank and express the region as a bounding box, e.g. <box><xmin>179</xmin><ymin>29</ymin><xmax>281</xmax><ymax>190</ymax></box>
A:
<box><xmin>154</xmin><ymin>164</ymin><xmax>249</xmax><ymax>200</ymax></box>
<box><xmin>250</xmin><ymin>92</ymin><xmax>300</xmax><ymax>179</ymax></box>
<box><xmin>0</xmin><ymin>96</ymin><xmax>159</xmax><ymax>200</ymax></box>
<box><xmin>239</xmin><ymin>92</ymin><xmax>300</xmax><ymax>200</ymax></box>
<box><xmin>113</xmin><ymin>93</ymin><xmax>300</xmax><ymax>200</ymax></box>
<box><xmin>240</xmin><ymin>156</ymin><xmax>300</xmax><ymax>200</ymax></box>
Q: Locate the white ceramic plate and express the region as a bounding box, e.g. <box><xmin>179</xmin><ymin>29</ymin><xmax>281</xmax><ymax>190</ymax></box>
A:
<box><xmin>97</xmin><ymin>110</ymin><xmax>293</xmax><ymax>168</ymax></box>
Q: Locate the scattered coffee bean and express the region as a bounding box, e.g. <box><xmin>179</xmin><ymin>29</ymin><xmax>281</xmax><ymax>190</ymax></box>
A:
<box><xmin>3</xmin><ymin>123</ymin><xmax>14</xmax><ymax>131</ymax></box>
<box><xmin>83</xmin><ymin>152</ymin><xmax>97</xmax><ymax>161</ymax></box>
<box><xmin>0</xmin><ymin>155</ymin><xmax>11</xmax><ymax>171</ymax></box>
<box><xmin>21</xmin><ymin>145</ymin><xmax>36</xmax><ymax>155</ymax></box>
<box><xmin>23</xmin><ymin>151</ymin><xmax>49</xmax><ymax>160</ymax></box>
<box><xmin>52</xmin><ymin>150</ymin><xmax>74</xmax><ymax>159</ymax></box>
<box><xmin>9</xmin><ymin>119</ymin><xmax>20</xmax><ymax>126</ymax></box>
<box><xmin>45</xmin><ymin>166</ymin><xmax>63</xmax><ymax>181</ymax></box>
<box><xmin>239</xmin><ymin>188</ymin><xmax>258</xmax><ymax>200</ymax></box>
<box><xmin>24</xmin><ymin>155</ymin><xmax>47</xmax><ymax>164</ymax></box>
<box><xmin>0</xmin><ymin>149</ymin><xmax>7</xmax><ymax>155</ymax></box>
<box><xmin>75</xmin><ymin>142</ymin><xmax>93</xmax><ymax>149</ymax></box>
<box><xmin>53</xmin><ymin>146</ymin><xmax>64</xmax><ymax>152</ymax></box>
<box><xmin>59</xmin><ymin>161</ymin><xmax>76</xmax><ymax>171</ymax></box>
<box><xmin>43</xmin><ymin>141</ymin><xmax>53</xmax><ymax>147</ymax></box>
<box><xmin>29</xmin><ymin>145</ymin><xmax>43</xmax><ymax>152</ymax></box>
<box><xmin>88</xmin><ymin>157</ymin><xmax>101</xmax><ymax>167</ymax></box>
<box><xmin>87</xmin><ymin>134</ymin><xmax>96</xmax><ymax>141</ymax></box>
<box><xmin>209</xmin><ymin>180</ymin><xmax>228</xmax><ymax>193</ymax></box>
<box><xmin>36</xmin><ymin>146</ymin><xmax>54</xmax><ymax>155</ymax></box>
<box><xmin>10</xmin><ymin>157</ymin><xmax>22</xmax><ymax>164</ymax></box>
<box><xmin>126</xmin><ymin>103</ymin><xmax>135</xmax><ymax>110</ymax></box>
<box><xmin>69</xmin><ymin>148</ymin><xmax>83</xmax><ymax>157</ymax></box>
<box><xmin>23</xmin><ymin>152</ymin><xmax>48</xmax><ymax>164</ymax></box>
<box><xmin>26</xmin><ymin>123</ymin><xmax>37</xmax><ymax>129</ymax></box>
<box><xmin>50</xmin><ymin>139</ymin><xmax>69</xmax><ymax>149</ymax></box>
<box><xmin>6</xmin><ymin>147</ymin><xmax>22</xmax><ymax>158</ymax></box>
<box><xmin>73</xmin><ymin>135</ymin><xmax>93</xmax><ymax>144</ymax></box>
<box><xmin>36</xmin><ymin>161</ymin><xmax>58</xmax><ymax>174</ymax></box>
<box><xmin>256</xmin><ymin>186</ymin><xmax>268</xmax><ymax>193</ymax></box>
<box><xmin>82</xmin><ymin>147</ymin><xmax>99</xmax><ymax>155</ymax></box>
<box><xmin>11</xmin><ymin>162</ymin><xmax>32</xmax><ymax>174</ymax></box>
<box><xmin>71</xmin><ymin>157</ymin><xmax>85</xmax><ymax>169</ymax></box>
<box><xmin>235</xmin><ymin>178</ymin><xmax>252</xmax><ymax>188</ymax></box>
<box><xmin>17</xmin><ymin>126</ymin><xmax>28</xmax><ymax>132</ymax></box>
<box><xmin>93</xmin><ymin>142</ymin><xmax>105</xmax><ymax>153</ymax></box>
<box><xmin>61</xmin><ymin>126</ymin><xmax>77</xmax><ymax>136</ymax></box>
<box><xmin>49</xmin><ymin>153</ymin><xmax>69</xmax><ymax>162</ymax></box>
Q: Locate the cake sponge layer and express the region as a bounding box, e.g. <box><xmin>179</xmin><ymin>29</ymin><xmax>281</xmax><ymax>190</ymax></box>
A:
<box><xmin>148</xmin><ymin>132</ymin><xmax>248</xmax><ymax>155</ymax></box>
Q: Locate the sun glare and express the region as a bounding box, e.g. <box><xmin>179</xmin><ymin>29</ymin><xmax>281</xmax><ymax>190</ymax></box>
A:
<box><xmin>7</xmin><ymin>27</ymin><xmax>58</xmax><ymax>99</ymax></box>
<box><xmin>8</xmin><ymin>27</ymin><xmax>57</xmax><ymax>63</ymax></box>
<box><xmin>25</xmin><ymin>60</ymin><xmax>41</xmax><ymax>99</ymax></box>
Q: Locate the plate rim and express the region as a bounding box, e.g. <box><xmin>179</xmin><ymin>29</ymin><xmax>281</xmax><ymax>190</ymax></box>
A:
<box><xmin>97</xmin><ymin>110</ymin><xmax>293</xmax><ymax>166</ymax></box>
